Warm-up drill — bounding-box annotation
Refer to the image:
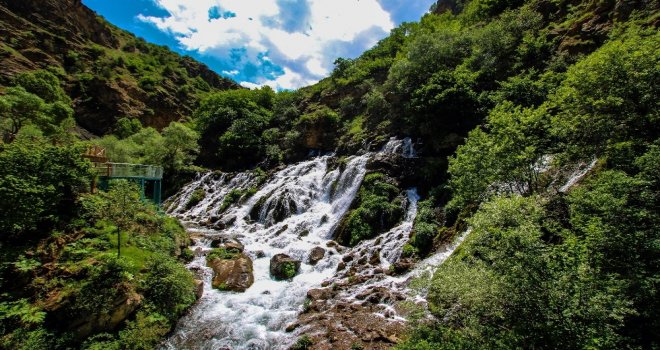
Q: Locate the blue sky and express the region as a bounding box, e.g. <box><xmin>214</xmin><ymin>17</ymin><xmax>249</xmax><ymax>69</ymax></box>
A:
<box><xmin>82</xmin><ymin>0</ymin><xmax>436</xmax><ymax>89</ymax></box>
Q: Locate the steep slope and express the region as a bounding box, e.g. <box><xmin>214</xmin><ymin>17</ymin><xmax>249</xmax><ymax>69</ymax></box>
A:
<box><xmin>0</xmin><ymin>0</ymin><xmax>240</xmax><ymax>135</ymax></box>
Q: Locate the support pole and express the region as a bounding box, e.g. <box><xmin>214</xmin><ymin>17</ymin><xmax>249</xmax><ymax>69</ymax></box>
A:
<box><xmin>156</xmin><ymin>180</ymin><xmax>162</xmax><ymax>205</ymax></box>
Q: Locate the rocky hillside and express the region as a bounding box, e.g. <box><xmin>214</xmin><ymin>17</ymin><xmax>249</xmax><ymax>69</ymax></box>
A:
<box><xmin>0</xmin><ymin>0</ymin><xmax>240</xmax><ymax>135</ymax></box>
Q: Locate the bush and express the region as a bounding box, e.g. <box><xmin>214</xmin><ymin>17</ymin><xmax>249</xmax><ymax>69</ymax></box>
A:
<box><xmin>291</xmin><ymin>335</ymin><xmax>313</xmax><ymax>350</ymax></box>
<box><xmin>143</xmin><ymin>256</ymin><xmax>196</xmax><ymax>321</ymax></box>
<box><xmin>337</xmin><ymin>173</ymin><xmax>404</xmax><ymax>246</ymax></box>
<box><xmin>185</xmin><ymin>189</ymin><xmax>205</xmax><ymax>209</ymax></box>
<box><xmin>114</xmin><ymin>117</ymin><xmax>142</xmax><ymax>139</ymax></box>
<box><xmin>206</xmin><ymin>248</ymin><xmax>239</xmax><ymax>261</ymax></box>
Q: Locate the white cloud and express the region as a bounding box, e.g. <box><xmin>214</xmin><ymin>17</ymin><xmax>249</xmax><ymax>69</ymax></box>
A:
<box><xmin>139</xmin><ymin>0</ymin><xmax>394</xmax><ymax>89</ymax></box>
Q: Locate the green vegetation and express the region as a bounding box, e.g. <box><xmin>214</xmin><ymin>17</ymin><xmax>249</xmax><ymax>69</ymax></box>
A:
<box><xmin>336</xmin><ymin>173</ymin><xmax>404</xmax><ymax>246</ymax></box>
<box><xmin>218</xmin><ymin>188</ymin><xmax>253</xmax><ymax>212</ymax></box>
<box><xmin>206</xmin><ymin>247</ymin><xmax>239</xmax><ymax>261</ymax></box>
<box><xmin>0</xmin><ymin>136</ymin><xmax>91</xmax><ymax>237</ymax></box>
<box><xmin>185</xmin><ymin>189</ymin><xmax>206</xmax><ymax>209</ymax></box>
<box><xmin>291</xmin><ymin>335</ymin><xmax>313</xmax><ymax>350</ymax></box>
<box><xmin>95</xmin><ymin>121</ymin><xmax>199</xmax><ymax>173</ymax></box>
<box><xmin>408</xmin><ymin>199</ymin><xmax>443</xmax><ymax>256</ymax></box>
<box><xmin>0</xmin><ymin>67</ymin><xmax>195</xmax><ymax>349</ymax></box>
<box><xmin>1</xmin><ymin>176</ymin><xmax>195</xmax><ymax>349</ymax></box>
<box><xmin>1</xmin><ymin>70</ymin><xmax>74</xmax><ymax>141</ymax></box>
<box><xmin>395</xmin><ymin>5</ymin><xmax>659</xmax><ymax>349</ymax></box>
<box><xmin>281</xmin><ymin>261</ymin><xmax>298</xmax><ymax>280</ymax></box>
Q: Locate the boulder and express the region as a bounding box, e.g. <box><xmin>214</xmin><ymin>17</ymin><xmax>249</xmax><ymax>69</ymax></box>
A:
<box><xmin>210</xmin><ymin>238</ymin><xmax>244</xmax><ymax>253</ymax></box>
<box><xmin>250</xmin><ymin>194</ymin><xmax>298</xmax><ymax>226</ymax></box>
<box><xmin>269</xmin><ymin>254</ymin><xmax>301</xmax><ymax>280</ymax></box>
<box><xmin>208</xmin><ymin>253</ymin><xmax>254</xmax><ymax>292</ymax></box>
<box><xmin>193</xmin><ymin>279</ymin><xmax>204</xmax><ymax>299</ymax></box>
<box><xmin>224</xmin><ymin>240</ymin><xmax>244</xmax><ymax>253</ymax></box>
<box><xmin>54</xmin><ymin>290</ymin><xmax>142</xmax><ymax>340</ymax></box>
<box><xmin>308</xmin><ymin>247</ymin><xmax>326</xmax><ymax>265</ymax></box>
<box><xmin>389</xmin><ymin>258</ymin><xmax>415</xmax><ymax>275</ymax></box>
<box><xmin>307</xmin><ymin>288</ymin><xmax>333</xmax><ymax>301</ymax></box>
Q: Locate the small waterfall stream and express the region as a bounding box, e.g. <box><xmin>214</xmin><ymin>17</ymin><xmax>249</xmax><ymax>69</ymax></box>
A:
<box><xmin>162</xmin><ymin>138</ymin><xmax>460</xmax><ymax>349</ymax></box>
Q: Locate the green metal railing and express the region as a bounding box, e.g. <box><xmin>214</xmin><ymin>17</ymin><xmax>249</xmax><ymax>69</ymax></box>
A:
<box><xmin>94</xmin><ymin>163</ymin><xmax>163</xmax><ymax>204</ymax></box>
<box><xmin>94</xmin><ymin>163</ymin><xmax>163</xmax><ymax>180</ymax></box>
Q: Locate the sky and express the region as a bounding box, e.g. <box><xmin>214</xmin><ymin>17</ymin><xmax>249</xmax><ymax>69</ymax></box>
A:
<box><xmin>82</xmin><ymin>0</ymin><xmax>436</xmax><ymax>90</ymax></box>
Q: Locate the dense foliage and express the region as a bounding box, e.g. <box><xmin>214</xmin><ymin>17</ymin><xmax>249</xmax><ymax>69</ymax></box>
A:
<box><xmin>0</xmin><ymin>136</ymin><xmax>90</xmax><ymax>237</ymax></box>
<box><xmin>335</xmin><ymin>173</ymin><xmax>404</xmax><ymax>246</ymax></box>
<box><xmin>396</xmin><ymin>5</ymin><xmax>659</xmax><ymax>349</ymax></box>
<box><xmin>0</xmin><ymin>65</ymin><xmax>195</xmax><ymax>349</ymax></box>
<box><xmin>0</xmin><ymin>175</ymin><xmax>196</xmax><ymax>350</ymax></box>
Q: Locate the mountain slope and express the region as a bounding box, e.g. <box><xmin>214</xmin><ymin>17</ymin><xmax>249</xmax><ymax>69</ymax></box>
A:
<box><xmin>0</xmin><ymin>0</ymin><xmax>240</xmax><ymax>135</ymax></box>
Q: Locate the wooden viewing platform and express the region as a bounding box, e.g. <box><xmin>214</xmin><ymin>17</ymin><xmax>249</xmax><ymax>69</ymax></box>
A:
<box><xmin>84</xmin><ymin>146</ymin><xmax>163</xmax><ymax>205</ymax></box>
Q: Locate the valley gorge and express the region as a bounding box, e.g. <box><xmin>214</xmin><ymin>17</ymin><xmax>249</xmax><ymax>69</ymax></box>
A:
<box><xmin>0</xmin><ymin>0</ymin><xmax>658</xmax><ymax>349</ymax></box>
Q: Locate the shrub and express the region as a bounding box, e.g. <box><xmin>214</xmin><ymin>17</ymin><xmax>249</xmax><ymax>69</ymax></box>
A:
<box><xmin>185</xmin><ymin>189</ymin><xmax>205</xmax><ymax>209</ymax></box>
<box><xmin>0</xmin><ymin>138</ymin><xmax>91</xmax><ymax>238</ymax></box>
<box><xmin>337</xmin><ymin>173</ymin><xmax>404</xmax><ymax>246</ymax></box>
<box><xmin>143</xmin><ymin>256</ymin><xmax>196</xmax><ymax>321</ymax></box>
<box><xmin>291</xmin><ymin>335</ymin><xmax>313</xmax><ymax>350</ymax></box>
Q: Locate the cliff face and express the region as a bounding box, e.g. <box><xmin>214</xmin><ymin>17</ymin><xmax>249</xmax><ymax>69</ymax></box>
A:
<box><xmin>0</xmin><ymin>0</ymin><xmax>241</xmax><ymax>135</ymax></box>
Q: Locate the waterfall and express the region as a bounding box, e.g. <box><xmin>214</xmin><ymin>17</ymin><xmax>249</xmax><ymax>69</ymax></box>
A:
<box><xmin>162</xmin><ymin>138</ymin><xmax>449</xmax><ymax>349</ymax></box>
<box><xmin>163</xmin><ymin>154</ymin><xmax>369</xmax><ymax>350</ymax></box>
<box><xmin>380</xmin><ymin>136</ymin><xmax>417</xmax><ymax>158</ymax></box>
<box><xmin>559</xmin><ymin>158</ymin><xmax>598</xmax><ymax>192</ymax></box>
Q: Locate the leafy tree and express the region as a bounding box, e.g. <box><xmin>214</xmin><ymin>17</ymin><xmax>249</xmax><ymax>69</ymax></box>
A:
<box><xmin>0</xmin><ymin>136</ymin><xmax>91</xmax><ymax>238</ymax></box>
<box><xmin>143</xmin><ymin>256</ymin><xmax>196</xmax><ymax>322</ymax></box>
<box><xmin>447</xmin><ymin>102</ymin><xmax>549</xmax><ymax>209</ymax></box>
<box><xmin>160</xmin><ymin>122</ymin><xmax>199</xmax><ymax>172</ymax></box>
<box><xmin>14</xmin><ymin>70</ymin><xmax>69</xmax><ymax>104</ymax></box>
<box><xmin>0</xmin><ymin>87</ymin><xmax>46</xmax><ymax>135</ymax></box>
<box><xmin>114</xmin><ymin>117</ymin><xmax>143</xmax><ymax>139</ymax></box>
<box><xmin>194</xmin><ymin>88</ymin><xmax>273</xmax><ymax>168</ymax></box>
<box><xmin>336</xmin><ymin>173</ymin><xmax>404</xmax><ymax>246</ymax></box>
<box><xmin>550</xmin><ymin>29</ymin><xmax>660</xmax><ymax>159</ymax></box>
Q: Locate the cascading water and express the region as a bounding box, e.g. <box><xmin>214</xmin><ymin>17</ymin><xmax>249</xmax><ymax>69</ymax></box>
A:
<box><xmin>381</xmin><ymin>136</ymin><xmax>417</xmax><ymax>158</ymax></box>
<box><xmin>163</xmin><ymin>154</ymin><xmax>369</xmax><ymax>349</ymax></box>
<box><xmin>162</xmin><ymin>137</ymin><xmax>461</xmax><ymax>349</ymax></box>
<box><xmin>559</xmin><ymin>158</ymin><xmax>598</xmax><ymax>192</ymax></box>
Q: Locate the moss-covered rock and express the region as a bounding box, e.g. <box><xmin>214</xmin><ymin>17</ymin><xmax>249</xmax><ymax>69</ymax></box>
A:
<box><xmin>207</xmin><ymin>251</ymin><xmax>254</xmax><ymax>292</ymax></box>
<box><xmin>269</xmin><ymin>254</ymin><xmax>301</xmax><ymax>280</ymax></box>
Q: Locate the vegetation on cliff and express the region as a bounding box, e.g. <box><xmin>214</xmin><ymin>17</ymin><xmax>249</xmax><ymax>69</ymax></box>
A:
<box><xmin>391</xmin><ymin>0</ymin><xmax>659</xmax><ymax>348</ymax></box>
<box><xmin>0</xmin><ymin>137</ymin><xmax>197</xmax><ymax>349</ymax></box>
<box><xmin>0</xmin><ymin>0</ymin><xmax>240</xmax><ymax>135</ymax></box>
